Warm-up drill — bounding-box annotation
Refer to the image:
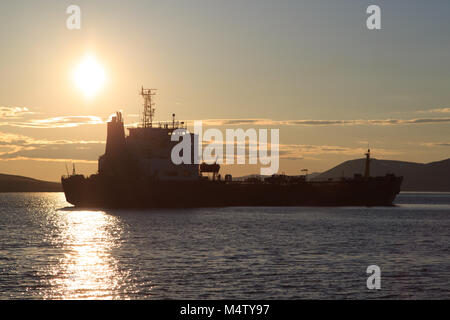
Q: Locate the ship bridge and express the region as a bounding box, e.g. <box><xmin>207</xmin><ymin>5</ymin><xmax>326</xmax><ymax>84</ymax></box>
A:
<box><xmin>99</xmin><ymin>88</ymin><xmax>199</xmax><ymax>181</ymax></box>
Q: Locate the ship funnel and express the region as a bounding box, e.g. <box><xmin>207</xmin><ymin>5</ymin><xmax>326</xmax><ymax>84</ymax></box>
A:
<box><xmin>105</xmin><ymin>111</ymin><xmax>126</xmax><ymax>157</ymax></box>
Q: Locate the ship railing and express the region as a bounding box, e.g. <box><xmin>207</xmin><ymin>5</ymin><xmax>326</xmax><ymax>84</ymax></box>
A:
<box><xmin>61</xmin><ymin>174</ymin><xmax>86</xmax><ymax>179</ymax></box>
<box><xmin>139</xmin><ymin>121</ymin><xmax>188</xmax><ymax>130</ymax></box>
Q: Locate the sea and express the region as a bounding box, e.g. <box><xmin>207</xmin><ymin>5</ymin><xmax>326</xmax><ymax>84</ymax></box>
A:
<box><xmin>0</xmin><ymin>192</ymin><xmax>448</xmax><ymax>300</ymax></box>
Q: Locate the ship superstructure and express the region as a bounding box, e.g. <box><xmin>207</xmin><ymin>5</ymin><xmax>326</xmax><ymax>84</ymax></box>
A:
<box><xmin>98</xmin><ymin>88</ymin><xmax>198</xmax><ymax>182</ymax></box>
<box><xmin>62</xmin><ymin>88</ymin><xmax>403</xmax><ymax>208</ymax></box>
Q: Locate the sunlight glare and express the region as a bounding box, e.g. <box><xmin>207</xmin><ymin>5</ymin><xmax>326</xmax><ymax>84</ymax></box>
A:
<box><xmin>73</xmin><ymin>55</ymin><xmax>106</xmax><ymax>99</ymax></box>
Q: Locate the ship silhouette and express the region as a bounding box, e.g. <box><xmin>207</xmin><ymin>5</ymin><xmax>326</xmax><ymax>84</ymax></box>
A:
<box><xmin>62</xmin><ymin>88</ymin><xmax>403</xmax><ymax>208</ymax></box>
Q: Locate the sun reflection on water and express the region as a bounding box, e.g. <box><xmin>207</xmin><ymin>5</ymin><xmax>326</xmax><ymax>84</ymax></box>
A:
<box><xmin>44</xmin><ymin>210</ymin><xmax>129</xmax><ymax>299</ymax></box>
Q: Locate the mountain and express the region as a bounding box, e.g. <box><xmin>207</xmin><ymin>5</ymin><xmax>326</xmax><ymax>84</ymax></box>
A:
<box><xmin>0</xmin><ymin>174</ymin><xmax>62</xmax><ymax>192</ymax></box>
<box><xmin>313</xmin><ymin>158</ymin><xmax>450</xmax><ymax>191</ymax></box>
<box><xmin>2</xmin><ymin>157</ymin><xmax>448</xmax><ymax>192</ymax></box>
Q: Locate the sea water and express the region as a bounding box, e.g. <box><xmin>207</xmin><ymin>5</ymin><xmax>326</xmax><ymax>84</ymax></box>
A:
<box><xmin>0</xmin><ymin>192</ymin><xmax>448</xmax><ymax>299</ymax></box>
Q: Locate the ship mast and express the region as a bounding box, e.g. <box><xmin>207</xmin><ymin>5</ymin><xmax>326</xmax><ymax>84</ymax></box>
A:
<box><xmin>140</xmin><ymin>87</ymin><xmax>157</xmax><ymax>128</ymax></box>
<box><xmin>364</xmin><ymin>149</ymin><xmax>371</xmax><ymax>179</ymax></box>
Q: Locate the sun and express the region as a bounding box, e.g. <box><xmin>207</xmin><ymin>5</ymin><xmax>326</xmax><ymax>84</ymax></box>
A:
<box><xmin>73</xmin><ymin>55</ymin><xmax>106</xmax><ymax>99</ymax></box>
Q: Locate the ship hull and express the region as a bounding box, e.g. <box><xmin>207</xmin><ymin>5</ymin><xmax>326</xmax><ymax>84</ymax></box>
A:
<box><xmin>62</xmin><ymin>175</ymin><xmax>403</xmax><ymax>208</ymax></box>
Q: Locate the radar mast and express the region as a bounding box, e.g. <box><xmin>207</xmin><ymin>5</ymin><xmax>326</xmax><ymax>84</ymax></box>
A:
<box><xmin>140</xmin><ymin>87</ymin><xmax>157</xmax><ymax>128</ymax></box>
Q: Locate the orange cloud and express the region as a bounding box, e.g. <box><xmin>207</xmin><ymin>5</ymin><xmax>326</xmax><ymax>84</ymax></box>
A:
<box><xmin>0</xmin><ymin>106</ymin><xmax>34</xmax><ymax>119</ymax></box>
<box><xmin>196</xmin><ymin>117</ymin><xmax>450</xmax><ymax>127</ymax></box>
<box><xmin>0</xmin><ymin>131</ymin><xmax>104</xmax><ymax>161</ymax></box>
<box><xmin>1</xmin><ymin>116</ymin><xmax>104</xmax><ymax>128</ymax></box>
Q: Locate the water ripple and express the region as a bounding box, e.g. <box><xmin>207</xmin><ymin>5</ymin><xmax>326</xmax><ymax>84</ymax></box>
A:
<box><xmin>0</xmin><ymin>192</ymin><xmax>449</xmax><ymax>299</ymax></box>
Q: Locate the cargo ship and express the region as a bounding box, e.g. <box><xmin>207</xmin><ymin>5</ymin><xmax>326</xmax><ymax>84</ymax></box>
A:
<box><xmin>62</xmin><ymin>88</ymin><xmax>403</xmax><ymax>208</ymax></box>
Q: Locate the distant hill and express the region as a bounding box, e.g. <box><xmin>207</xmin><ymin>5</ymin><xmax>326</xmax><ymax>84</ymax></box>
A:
<box><xmin>314</xmin><ymin>158</ymin><xmax>450</xmax><ymax>192</ymax></box>
<box><xmin>0</xmin><ymin>174</ymin><xmax>62</xmax><ymax>192</ymax></box>
<box><xmin>2</xmin><ymin>157</ymin><xmax>449</xmax><ymax>192</ymax></box>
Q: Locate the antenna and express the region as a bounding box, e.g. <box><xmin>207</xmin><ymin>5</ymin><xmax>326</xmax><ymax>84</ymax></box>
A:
<box><xmin>72</xmin><ymin>163</ymin><xmax>76</xmax><ymax>176</ymax></box>
<box><xmin>364</xmin><ymin>149</ymin><xmax>371</xmax><ymax>179</ymax></box>
<box><xmin>65</xmin><ymin>163</ymin><xmax>69</xmax><ymax>176</ymax></box>
<box><xmin>301</xmin><ymin>168</ymin><xmax>308</xmax><ymax>181</ymax></box>
<box><xmin>140</xmin><ymin>87</ymin><xmax>157</xmax><ymax>128</ymax></box>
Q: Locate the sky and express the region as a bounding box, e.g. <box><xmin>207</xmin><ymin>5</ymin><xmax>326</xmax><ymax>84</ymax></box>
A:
<box><xmin>0</xmin><ymin>0</ymin><xmax>449</xmax><ymax>181</ymax></box>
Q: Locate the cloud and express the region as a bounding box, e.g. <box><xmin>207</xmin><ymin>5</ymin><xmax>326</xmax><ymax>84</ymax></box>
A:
<box><xmin>195</xmin><ymin>117</ymin><xmax>450</xmax><ymax>127</ymax></box>
<box><xmin>277</xmin><ymin>144</ymin><xmax>399</xmax><ymax>160</ymax></box>
<box><xmin>0</xmin><ymin>156</ymin><xmax>98</xmax><ymax>164</ymax></box>
<box><xmin>421</xmin><ymin>142</ymin><xmax>450</xmax><ymax>147</ymax></box>
<box><xmin>1</xmin><ymin>116</ymin><xmax>104</xmax><ymax>128</ymax></box>
<box><xmin>0</xmin><ymin>128</ymin><xmax>401</xmax><ymax>166</ymax></box>
<box><xmin>2</xmin><ymin>105</ymin><xmax>449</xmax><ymax>129</ymax></box>
<box><xmin>198</xmin><ymin>137</ymin><xmax>398</xmax><ymax>161</ymax></box>
<box><xmin>416</xmin><ymin>107</ymin><xmax>450</xmax><ymax>114</ymax></box>
<box><xmin>0</xmin><ymin>106</ymin><xmax>34</xmax><ymax>119</ymax></box>
<box><xmin>0</xmin><ymin>132</ymin><xmax>104</xmax><ymax>146</ymax></box>
<box><xmin>0</xmin><ymin>132</ymin><xmax>104</xmax><ymax>162</ymax></box>
<box><xmin>0</xmin><ymin>106</ymin><xmax>104</xmax><ymax>128</ymax></box>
